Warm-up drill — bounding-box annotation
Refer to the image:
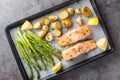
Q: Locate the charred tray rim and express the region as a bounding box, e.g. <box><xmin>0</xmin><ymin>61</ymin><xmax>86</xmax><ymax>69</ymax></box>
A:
<box><xmin>5</xmin><ymin>0</ymin><xmax>115</xmax><ymax>80</ymax></box>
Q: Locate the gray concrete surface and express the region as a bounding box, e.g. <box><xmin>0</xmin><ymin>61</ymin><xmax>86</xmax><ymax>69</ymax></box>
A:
<box><xmin>0</xmin><ymin>0</ymin><xmax>120</xmax><ymax>80</ymax></box>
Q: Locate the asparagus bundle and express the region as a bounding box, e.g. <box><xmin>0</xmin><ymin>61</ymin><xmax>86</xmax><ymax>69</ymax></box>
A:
<box><xmin>15</xmin><ymin>29</ymin><xmax>61</xmax><ymax>80</ymax></box>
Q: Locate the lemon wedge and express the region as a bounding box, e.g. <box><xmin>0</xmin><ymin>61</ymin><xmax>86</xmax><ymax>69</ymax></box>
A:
<box><xmin>87</xmin><ymin>18</ymin><xmax>99</xmax><ymax>25</ymax></box>
<box><xmin>53</xmin><ymin>62</ymin><xmax>62</xmax><ymax>73</ymax></box>
<box><xmin>96</xmin><ymin>38</ymin><xmax>108</xmax><ymax>51</ymax></box>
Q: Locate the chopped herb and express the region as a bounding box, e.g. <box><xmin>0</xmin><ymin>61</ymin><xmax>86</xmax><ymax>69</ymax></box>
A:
<box><xmin>68</xmin><ymin>44</ymin><xmax>73</xmax><ymax>47</ymax></box>
<box><xmin>66</xmin><ymin>41</ymin><xmax>71</xmax><ymax>45</ymax></box>
<box><xmin>72</xmin><ymin>48</ymin><xmax>76</xmax><ymax>51</ymax></box>
<box><xmin>78</xmin><ymin>48</ymin><xmax>81</xmax><ymax>52</ymax></box>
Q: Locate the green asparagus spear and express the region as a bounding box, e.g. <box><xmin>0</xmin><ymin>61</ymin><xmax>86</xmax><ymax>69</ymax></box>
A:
<box><xmin>16</xmin><ymin>30</ymin><xmax>41</xmax><ymax>70</ymax></box>
<box><xmin>26</xmin><ymin>31</ymin><xmax>62</xmax><ymax>60</ymax></box>
<box><xmin>15</xmin><ymin>28</ymin><xmax>62</xmax><ymax>79</ymax></box>
<box><xmin>15</xmin><ymin>40</ymin><xmax>33</xmax><ymax>80</ymax></box>
<box><xmin>16</xmin><ymin>31</ymin><xmax>40</xmax><ymax>79</ymax></box>
<box><xmin>23</xmin><ymin>33</ymin><xmax>46</xmax><ymax>70</ymax></box>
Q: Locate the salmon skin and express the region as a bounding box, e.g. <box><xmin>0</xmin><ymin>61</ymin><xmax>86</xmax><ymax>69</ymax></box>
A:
<box><xmin>62</xmin><ymin>40</ymin><xmax>96</xmax><ymax>61</ymax></box>
<box><xmin>57</xmin><ymin>25</ymin><xmax>91</xmax><ymax>47</ymax></box>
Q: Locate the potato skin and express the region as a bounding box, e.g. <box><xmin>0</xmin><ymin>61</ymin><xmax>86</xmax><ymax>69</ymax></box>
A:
<box><xmin>42</xmin><ymin>25</ymin><xmax>49</xmax><ymax>32</ymax></box>
<box><xmin>75</xmin><ymin>8</ymin><xmax>81</xmax><ymax>15</ymax></box>
<box><xmin>82</xmin><ymin>6</ymin><xmax>91</xmax><ymax>17</ymax></box>
<box><xmin>48</xmin><ymin>15</ymin><xmax>58</xmax><ymax>22</ymax></box>
<box><xmin>45</xmin><ymin>33</ymin><xmax>53</xmax><ymax>41</ymax></box>
<box><xmin>59</xmin><ymin>10</ymin><xmax>69</xmax><ymax>19</ymax></box>
<box><xmin>38</xmin><ymin>31</ymin><xmax>47</xmax><ymax>38</ymax></box>
<box><xmin>42</xmin><ymin>17</ymin><xmax>50</xmax><ymax>26</ymax></box>
<box><xmin>52</xmin><ymin>21</ymin><xmax>61</xmax><ymax>30</ymax></box>
<box><xmin>53</xmin><ymin>29</ymin><xmax>61</xmax><ymax>37</ymax></box>
<box><xmin>33</xmin><ymin>22</ymin><xmax>42</xmax><ymax>29</ymax></box>
<box><xmin>62</xmin><ymin>18</ymin><xmax>72</xmax><ymax>28</ymax></box>
<box><xmin>67</xmin><ymin>8</ymin><xmax>75</xmax><ymax>15</ymax></box>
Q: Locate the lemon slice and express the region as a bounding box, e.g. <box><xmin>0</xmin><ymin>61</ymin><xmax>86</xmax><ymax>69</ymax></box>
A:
<box><xmin>53</xmin><ymin>62</ymin><xmax>62</xmax><ymax>73</ymax></box>
<box><xmin>87</xmin><ymin>18</ymin><xmax>99</xmax><ymax>26</ymax></box>
<box><xmin>96</xmin><ymin>38</ymin><xmax>108</xmax><ymax>51</ymax></box>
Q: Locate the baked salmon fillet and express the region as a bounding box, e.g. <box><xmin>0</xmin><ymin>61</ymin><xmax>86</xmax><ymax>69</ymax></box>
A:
<box><xmin>57</xmin><ymin>25</ymin><xmax>91</xmax><ymax>47</ymax></box>
<box><xmin>62</xmin><ymin>40</ymin><xmax>96</xmax><ymax>61</ymax></box>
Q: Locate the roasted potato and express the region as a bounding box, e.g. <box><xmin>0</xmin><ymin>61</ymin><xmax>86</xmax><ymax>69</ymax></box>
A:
<box><xmin>67</xmin><ymin>8</ymin><xmax>75</xmax><ymax>15</ymax></box>
<box><xmin>48</xmin><ymin>15</ymin><xmax>58</xmax><ymax>22</ymax></box>
<box><xmin>42</xmin><ymin>25</ymin><xmax>49</xmax><ymax>32</ymax></box>
<box><xmin>33</xmin><ymin>22</ymin><xmax>42</xmax><ymax>29</ymax></box>
<box><xmin>42</xmin><ymin>17</ymin><xmax>50</xmax><ymax>26</ymax></box>
<box><xmin>76</xmin><ymin>17</ymin><xmax>83</xmax><ymax>25</ymax></box>
<box><xmin>53</xmin><ymin>29</ymin><xmax>61</xmax><ymax>37</ymax></box>
<box><xmin>45</xmin><ymin>33</ymin><xmax>53</xmax><ymax>41</ymax></box>
<box><xmin>38</xmin><ymin>31</ymin><xmax>47</xmax><ymax>38</ymax></box>
<box><xmin>52</xmin><ymin>21</ymin><xmax>61</xmax><ymax>30</ymax></box>
<box><xmin>21</xmin><ymin>20</ymin><xmax>33</xmax><ymax>30</ymax></box>
<box><xmin>59</xmin><ymin>10</ymin><xmax>69</xmax><ymax>19</ymax></box>
<box><xmin>82</xmin><ymin>6</ymin><xmax>91</xmax><ymax>17</ymax></box>
<box><xmin>62</xmin><ymin>18</ymin><xmax>72</xmax><ymax>28</ymax></box>
<box><xmin>75</xmin><ymin>8</ymin><xmax>81</xmax><ymax>15</ymax></box>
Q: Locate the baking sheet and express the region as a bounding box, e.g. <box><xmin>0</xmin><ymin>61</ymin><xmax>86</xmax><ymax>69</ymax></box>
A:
<box><xmin>9</xmin><ymin>0</ymin><xmax>112</xmax><ymax>79</ymax></box>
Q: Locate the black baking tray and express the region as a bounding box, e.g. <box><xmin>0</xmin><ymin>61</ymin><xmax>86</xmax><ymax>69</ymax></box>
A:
<box><xmin>5</xmin><ymin>0</ymin><xmax>115</xmax><ymax>80</ymax></box>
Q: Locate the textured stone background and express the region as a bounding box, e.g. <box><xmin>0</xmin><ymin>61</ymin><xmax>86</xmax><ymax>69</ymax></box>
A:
<box><xmin>0</xmin><ymin>0</ymin><xmax>120</xmax><ymax>80</ymax></box>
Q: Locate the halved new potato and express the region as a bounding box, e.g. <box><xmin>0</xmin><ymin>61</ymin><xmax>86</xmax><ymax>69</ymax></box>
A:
<box><xmin>21</xmin><ymin>20</ymin><xmax>33</xmax><ymax>30</ymax></box>
<box><xmin>82</xmin><ymin>6</ymin><xmax>91</xmax><ymax>17</ymax></box>
<box><xmin>52</xmin><ymin>21</ymin><xmax>61</xmax><ymax>30</ymax></box>
<box><xmin>62</xmin><ymin>18</ymin><xmax>72</xmax><ymax>28</ymax></box>
<box><xmin>38</xmin><ymin>31</ymin><xmax>47</xmax><ymax>38</ymax></box>
<box><xmin>76</xmin><ymin>17</ymin><xmax>83</xmax><ymax>25</ymax></box>
<box><xmin>59</xmin><ymin>10</ymin><xmax>69</xmax><ymax>19</ymax></box>
<box><xmin>33</xmin><ymin>22</ymin><xmax>42</xmax><ymax>29</ymax></box>
<box><xmin>42</xmin><ymin>17</ymin><xmax>50</xmax><ymax>26</ymax></box>
<box><xmin>48</xmin><ymin>15</ymin><xmax>58</xmax><ymax>22</ymax></box>
<box><xmin>53</xmin><ymin>29</ymin><xmax>61</xmax><ymax>37</ymax></box>
<box><xmin>75</xmin><ymin>8</ymin><xmax>81</xmax><ymax>15</ymax></box>
<box><xmin>67</xmin><ymin>8</ymin><xmax>75</xmax><ymax>15</ymax></box>
<box><xmin>42</xmin><ymin>25</ymin><xmax>49</xmax><ymax>32</ymax></box>
<box><xmin>45</xmin><ymin>33</ymin><xmax>53</xmax><ymax>41</ymax></box>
